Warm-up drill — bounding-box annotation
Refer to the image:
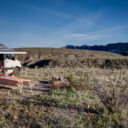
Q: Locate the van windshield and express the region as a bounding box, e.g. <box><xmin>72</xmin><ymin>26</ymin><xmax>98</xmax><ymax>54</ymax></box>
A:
<box><xmin>5</xmin><ymin>54</ymin><xmax>15</xmax><ymax>60</ymax></box>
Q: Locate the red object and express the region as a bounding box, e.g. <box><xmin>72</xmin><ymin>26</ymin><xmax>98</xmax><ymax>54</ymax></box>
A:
<box><xmin>0</xmin><ymin>76</ymin><xmax>30</xmax><ymax>86</ymax></box>
<box><xmin>0</xmin><ymin>73</ymin><xmax>4</xmax><ymax>76</ymax></box>
<box><xmin>0</xmin><ymin>65</ymin><xmax>2</xmax><ymax>69</ymax></box>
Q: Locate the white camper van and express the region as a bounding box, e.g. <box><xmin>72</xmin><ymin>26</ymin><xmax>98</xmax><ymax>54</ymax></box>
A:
<box><xmin>0</xmin><ymin>54</ymin><xmax>22</xmax><ymax>75</ymax></box>
<box><xmin>4</xmin><ymin>54</ymin><xmax>22</xmax><ymax>75</ymax></box>
<box><xmin>0</xmin><ymin>44</ymin><xmax>26</xmax><ymax>75</ymax></box>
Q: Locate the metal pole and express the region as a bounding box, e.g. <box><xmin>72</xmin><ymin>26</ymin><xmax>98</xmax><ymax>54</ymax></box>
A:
<box><xmin>3</xmin><ymin>54</ymin><xmax>5</xmax><ymax>75</ymax></box>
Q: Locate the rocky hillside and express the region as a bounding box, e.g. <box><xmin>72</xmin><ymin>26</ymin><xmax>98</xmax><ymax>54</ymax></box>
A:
<box><xmin>15</xmin><ymin>48</ymin><xmax>128</xmax><ymax>69</ymax></box>
<box><xmin>65</xmin><ymin>42</ymin><xmax>128</xmax><ymax>56</ymax></box>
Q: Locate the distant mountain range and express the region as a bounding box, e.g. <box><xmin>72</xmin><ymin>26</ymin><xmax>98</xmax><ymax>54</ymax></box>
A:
<box><xmin>64</xmin><ymin>42</ymin><xmax>128</xmax><ymax>56</ymax></box>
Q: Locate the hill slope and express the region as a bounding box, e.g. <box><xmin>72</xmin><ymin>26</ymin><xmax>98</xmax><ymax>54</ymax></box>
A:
<box><xmin>15</xmin><ymin>48</ymin><xmax>128</xmax><ymax>69</ymax></box>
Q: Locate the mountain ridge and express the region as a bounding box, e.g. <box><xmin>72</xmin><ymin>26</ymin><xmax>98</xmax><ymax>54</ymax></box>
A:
<box><xmin>64</xmin><ymin>42</ymin><xmax>128</xmax><ymax>56</ymax></box>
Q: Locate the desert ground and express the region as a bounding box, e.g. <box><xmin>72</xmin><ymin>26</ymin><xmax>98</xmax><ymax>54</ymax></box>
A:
<box><xmin>0</xmin><ymin>48</ymin><xmax>127</xmax><ymax>128</ymax></box>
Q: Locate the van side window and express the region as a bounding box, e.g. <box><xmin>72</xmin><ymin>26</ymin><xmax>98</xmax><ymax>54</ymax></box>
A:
<box><xmin>6</xmin><ymin>54</ymin><xmax>15</xmax><ymax>60</ymax></box>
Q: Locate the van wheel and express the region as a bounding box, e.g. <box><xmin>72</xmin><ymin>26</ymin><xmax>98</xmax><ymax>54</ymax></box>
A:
<box><xmin>13</xmin><ymin>67</ymin><xmax>20</xmax><ymax>76</ymax></box>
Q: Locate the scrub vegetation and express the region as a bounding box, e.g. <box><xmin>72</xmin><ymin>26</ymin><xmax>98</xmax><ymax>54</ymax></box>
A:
<box><xmin>15</xmin><ymin>48</ymin><xmax>128</xmax><ymax>69</ymax></box>
<box><xmin>0</xmin><ymin>48</ymin><xmax>127</xmax><ymax>128</ymax></box>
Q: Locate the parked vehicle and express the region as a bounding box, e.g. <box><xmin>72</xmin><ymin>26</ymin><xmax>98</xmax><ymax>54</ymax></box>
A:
<box><xmin>4</xmin><ymin>54</ymin><xmax>22</xmax><ymax>75</ymax></box>
<box><xmin>0</xmin><ymin>43</ymin><xmax>26</xmax><ymax>75</ymax></box>
<box><xmin>0</xmin><ymin>54</ymin><xmax>22</xmax><ymax>75</ymax></box>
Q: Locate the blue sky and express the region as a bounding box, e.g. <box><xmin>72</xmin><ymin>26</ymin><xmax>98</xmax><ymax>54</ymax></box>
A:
<box><xmin>0</xmin><ymin>0</ymin><xmax>128</xmax><ymax>48</ymax></box>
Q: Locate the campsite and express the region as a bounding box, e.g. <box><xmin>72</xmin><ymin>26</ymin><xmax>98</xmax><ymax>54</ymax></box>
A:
<box><xmin>0</xmin><ymin>0</ymin><xmax>128</xmax><ymax>127</ymax></box>
<box><xmin>0</xmin><ymin>45</ymin><xmax>127</xmax><ymax>128</ymax></box>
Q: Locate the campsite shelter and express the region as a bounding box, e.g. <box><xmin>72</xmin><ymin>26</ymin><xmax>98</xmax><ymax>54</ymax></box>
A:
<box><xmin>0</xmin><ymin>43</ymin><xmax>26</xmax><ymax>74</ymax></box>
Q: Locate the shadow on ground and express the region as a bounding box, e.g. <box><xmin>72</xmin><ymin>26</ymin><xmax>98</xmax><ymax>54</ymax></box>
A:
<box><xmin>24</xmin><ymin>59</ymin><xmax>57</xmax><ymax>68</ymax></box>
<box><xmin>22</xmin><ymin>97</ymin><xmax>102</xmax><ymax>114</ymax></box>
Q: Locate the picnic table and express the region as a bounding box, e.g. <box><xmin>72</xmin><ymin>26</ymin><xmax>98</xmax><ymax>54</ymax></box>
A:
<box><xmin>0</xmin><ymin>76</ymin><xmax>30</xmax><ymax>87</ymax></box>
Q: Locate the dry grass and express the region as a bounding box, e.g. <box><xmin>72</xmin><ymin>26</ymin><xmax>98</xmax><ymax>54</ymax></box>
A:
<box><xmin>15</xmin><ymin>48</ymin><xmax>128</xmax><ymax>69</ymax></box>
<box><xmin>0</xmin><ymin>66</ymin><xmax>127</xmax><ymax>127</ymax></box>
<box><xmin>15</xmin><ymin>48</ymin><xmax>127</xmax><ymax>60</ymax></box>
<box><xmin>2</xmin><ymin>48</ymin><xmax>125</xmax><ymax>127</ymax></box>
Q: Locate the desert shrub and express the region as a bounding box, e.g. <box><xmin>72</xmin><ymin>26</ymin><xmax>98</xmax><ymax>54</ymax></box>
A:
<box><xmin>66</xmin><ymin>73</ymin><xmax>90</xmax><ymax>91</ymax></box>
<box><xmin>96</xmin><ymin>113</ymin><xmax>124</xmax><ymax>128</ymax></box>
<box><xmin>90</xmin><ymin>71</ymin><xmax>128</xmax><ymax>114</ymax></box>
